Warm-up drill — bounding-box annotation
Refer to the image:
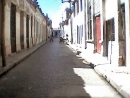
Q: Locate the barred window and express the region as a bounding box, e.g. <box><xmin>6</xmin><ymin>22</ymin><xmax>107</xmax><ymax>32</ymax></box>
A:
<box><xmin>88</xmin><ymin>6</ymin><xmax>92</xmax><ymax>40</ymax></box>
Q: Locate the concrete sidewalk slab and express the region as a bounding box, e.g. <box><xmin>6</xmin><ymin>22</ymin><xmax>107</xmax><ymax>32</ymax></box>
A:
<box><xmin>0</xmin><ymin>41</ymin><xmax>47</xmax><ymax>76</ymax></box>
<box><xmin>95</xmin><ymin>65</ymin><xmax>130</xmax><ymax>98</ymax></box>
<box><xmin>68</xmin><ymin>44</ymin><xmax>130</xmax><ymax>98</ymax></box>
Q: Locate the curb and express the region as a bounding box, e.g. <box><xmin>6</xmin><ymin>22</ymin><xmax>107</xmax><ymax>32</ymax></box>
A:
<box><xmin>0</xmin><ymin>41</ymin><xmax>47</xmax><ymax>76</ymax></box>
<box><xmin>68</xmin><ymin>45</ymin><xmax>130</xmax><ymax>98</ymax></box>
<box><xmin>94</xmin><ymin>66</ymin><xmax>130</xmax><ymax>98</ymax></box>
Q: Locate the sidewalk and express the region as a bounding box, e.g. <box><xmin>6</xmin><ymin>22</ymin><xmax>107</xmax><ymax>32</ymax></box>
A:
<box><xmin>69</xmin><ymin>44</ymin><xmax>130</xmax><ymax>98</ymax></box>
<box><xmin>0</xmin><ymin>41</ymin><xmax>47</xmax><ymax>76</ymax></box>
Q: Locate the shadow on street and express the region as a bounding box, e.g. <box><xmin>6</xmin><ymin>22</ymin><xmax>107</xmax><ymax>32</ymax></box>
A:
<box><xmin>0</xmin><ymin>38</ymin><xmax>99</xmax><ymax>98</ymax></box>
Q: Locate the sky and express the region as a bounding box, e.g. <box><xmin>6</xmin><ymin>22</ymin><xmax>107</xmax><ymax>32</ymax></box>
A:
<box><xmin>37</xmin><ymin>0</ymin><xmax>70</xmax><ymax>28</ymax></box>
<box><xmin>37</xmin><ymin>0</ymin><xmax>62</xmax><ymax>19</ymax></box>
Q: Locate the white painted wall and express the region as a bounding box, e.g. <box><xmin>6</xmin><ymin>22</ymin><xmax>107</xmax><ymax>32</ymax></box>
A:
<box><xmin>124</xmin><ymin>0</ymin><xmax>130</xmax><ymax>68</ymax></box>
<box><xmin>106</xmin><ymin>0</ymin><xmax>117</xmax><ymax>20</ymax></box>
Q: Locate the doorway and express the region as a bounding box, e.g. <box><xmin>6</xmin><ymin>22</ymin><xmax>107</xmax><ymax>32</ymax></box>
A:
<box><xmin>95</xmin><ymin>16</ymin><xmax>101</xmax><ymax>53</ymax></box>
<box><xmin>20</xmin><ymin>11</ymin><xmax>24</xmax><ymax>49</ymax></box>
<box><xmin>106</xmin><ymin>18</ymin><xmax>115</xmax><ymax>64</ymax></box>
<box><xmin>26</xmin><ymin>14</ymin><xmax>29</xmax><ymax>48</ymax></box>
<box><xmin>31</xmin><ymin>16</ymin><xmax>33</xmax><ymax>45</ymax></box>
<box><xmin>10</xmin><ymin>3</ymin><xmax>16</xmax><ymax>53</ymax></box>
<box><xmin>118</xmin><ymin>4</ymin><xmax>126</xmax><ymax>66</ymax></box>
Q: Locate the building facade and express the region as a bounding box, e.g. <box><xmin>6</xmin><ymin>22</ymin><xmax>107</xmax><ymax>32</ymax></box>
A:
<box><xmin>0</xmin><ymin>0</ymin><xmax>51</xmax><ymax>67</ymax></box>
<box><xmin>62</xmin><ymin>0</ymin><xmax>130</xmax><ymax>69</ymax></box>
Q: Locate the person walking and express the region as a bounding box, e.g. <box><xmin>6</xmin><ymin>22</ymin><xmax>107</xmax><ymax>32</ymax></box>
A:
<box><xmin>50</xmin><ymin>32</ymin><xmax>53</xmax><ymax>42</ymax></box>
<box><xmin>66</xmin><ymin>34</ymin><xmax>69</xmax><ymax>45</ymax></box>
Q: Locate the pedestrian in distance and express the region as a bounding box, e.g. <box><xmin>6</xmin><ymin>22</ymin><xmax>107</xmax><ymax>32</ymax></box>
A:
<box><xmin>66</xmin><ymin>34</ymin><xmax>69</xmax><ymax>45</ymax></box>
<box><xmin>50</xmin><ymin>34</ymin><xmax>53</xmax><ymax>42</ymax></box>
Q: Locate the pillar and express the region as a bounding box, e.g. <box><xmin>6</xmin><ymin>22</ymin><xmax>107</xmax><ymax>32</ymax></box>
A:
<box><xmin>4</xmin><ymin>1</ymin><xmax>11</xmax><ymax>56</ymax></box>
<box><xmin>100</xmin><ymin>0</ymin><xmax>106</xmax><ymax>56</ymax></box>
<box><xmin>16</xmin><ymin>5</ymin><xmax>21</xmax><ymax>52</ymax></box>
<box><xmin>125</xmin><ymin>0</ymin><xmax>130</xmax><ymax>68</ymax></box>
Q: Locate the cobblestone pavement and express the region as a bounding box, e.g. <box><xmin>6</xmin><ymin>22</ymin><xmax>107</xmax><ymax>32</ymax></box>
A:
<box><xmin>0</xmin><ymin>38</ymin><xmax>122</xmax><ymax>98</ymax></box>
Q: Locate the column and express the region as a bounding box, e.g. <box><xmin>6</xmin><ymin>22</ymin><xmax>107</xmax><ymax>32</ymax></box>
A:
<box><xmin>125</xmin><ymin>0</ymin><xmax>130</xmax><ymax>68</ymax></box>
<box><xmin>29</xmin><ymin>15</ymin><xmax>31</xmax><ymax>47</ymax></box>
<box><xmin>4</xmin><ymin>1</ymin><xmax>11</xmax><ymax>56</ymax></box>
<box><xmin>16</xmin><ymin>5</ymin><xmax>20</xmax><ymax>52</ymax></box>
<box><xmin>113</xmin><ymin>0</ymin><xmax>119</xmax><ymax>66</ymax></box>
<box><xmin>100</xmin><ymin>0</ymin><xmax>106</xmax><ymax>56</ymax></box>
<box><xmin>32</xmin><ymin>15</ymin><xmax>34</xmax><ymax>45</ymax></box>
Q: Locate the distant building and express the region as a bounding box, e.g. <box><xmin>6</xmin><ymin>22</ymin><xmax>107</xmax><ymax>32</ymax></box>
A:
<box><xmin>53</xmin><ymin>28</ymin><xmax>61</xmax><ymax>37</ymax></box>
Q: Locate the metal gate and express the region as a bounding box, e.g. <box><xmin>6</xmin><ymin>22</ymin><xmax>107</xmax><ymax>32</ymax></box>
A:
<box><xmin>10</xmin><ymin>3</ymin><xmax>16</xmax><ymax>53</ymax></box>
<box><xmin>95</xmin><ymin>16</ymin><xmax>101</xmax><ymax>53</ymax></box>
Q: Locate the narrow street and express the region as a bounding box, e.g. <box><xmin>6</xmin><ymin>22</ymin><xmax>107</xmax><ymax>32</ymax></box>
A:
<box><xmin>0</xmin><ymin>38</ymin><xmax>122</xmax><ymax>98</ymax></box>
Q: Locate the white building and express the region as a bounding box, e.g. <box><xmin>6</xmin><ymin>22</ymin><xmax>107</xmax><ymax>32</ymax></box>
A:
<box><xmin>63</xmin><ymin>0</ymin><xmax>130</xmax><ymax>69</ymax></box>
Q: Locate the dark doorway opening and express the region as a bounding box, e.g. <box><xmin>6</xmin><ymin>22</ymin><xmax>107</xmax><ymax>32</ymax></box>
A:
<box><xmin>31</xmin><ymin>16</ymin><xmax>33</xmax><ymax>45</ymax></box>
<box><xmin>20</xmin><ymin>11</ymin><xmax>24</xmax><ymax>49</ymax></box>
<box><xmin>10</xmin><ymin>3</ymin><xmax>16</xmax><ymax>53</ymax></box>
<box><xmin>26</xmin><ymin>15</ymin><xmax>29</xmax><ymax>48</ymax></box>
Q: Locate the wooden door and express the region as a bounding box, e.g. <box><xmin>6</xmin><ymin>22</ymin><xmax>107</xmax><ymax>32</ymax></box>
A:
<box><xmin>119</xmin><ymin>4</ymin><xmax>126</xmax><ymax>66</ymax></box>
<box><xmin>96</xmin><ymin>16</ymin><xmax>101</xmax><ymax>53</ymax></box>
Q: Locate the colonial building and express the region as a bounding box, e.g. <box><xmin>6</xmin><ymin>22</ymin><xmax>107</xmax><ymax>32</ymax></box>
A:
<box><xmin>62</xmin><ymin>0</ymin><xmax>130</xmax><ymax>69</ymax></box>
<box><xmin>0</xmin><ymin>0</ymin><xmax>51</xmax><ymax>67</ymax></box>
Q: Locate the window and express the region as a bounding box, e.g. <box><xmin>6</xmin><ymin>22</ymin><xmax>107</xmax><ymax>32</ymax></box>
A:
<box><xmin>80</xmin><ymin>0</ymin><xmax>82</xmax><ymax>11</ymax></box>
<box><xmin>87</xmin><ymin>6</ymin><xmax>93</xmax><ymax>40</ymax></box>
<box><xmin>77</xmin><ymin>0</ymin><xmax>79</xmax><ymax>14</ymax></box>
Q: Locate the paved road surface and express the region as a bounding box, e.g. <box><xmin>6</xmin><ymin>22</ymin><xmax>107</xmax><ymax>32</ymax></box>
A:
<box><xmin>0</xmin><ymin>38</ymin><xmax>122</xmax><ymax>98</ymax></box>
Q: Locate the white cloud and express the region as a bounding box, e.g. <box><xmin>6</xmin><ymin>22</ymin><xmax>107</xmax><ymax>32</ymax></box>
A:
<box><xmin>52</xmin><ymin>2</ymin><xmax>70</xmax><ymax>28</ymax></box>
